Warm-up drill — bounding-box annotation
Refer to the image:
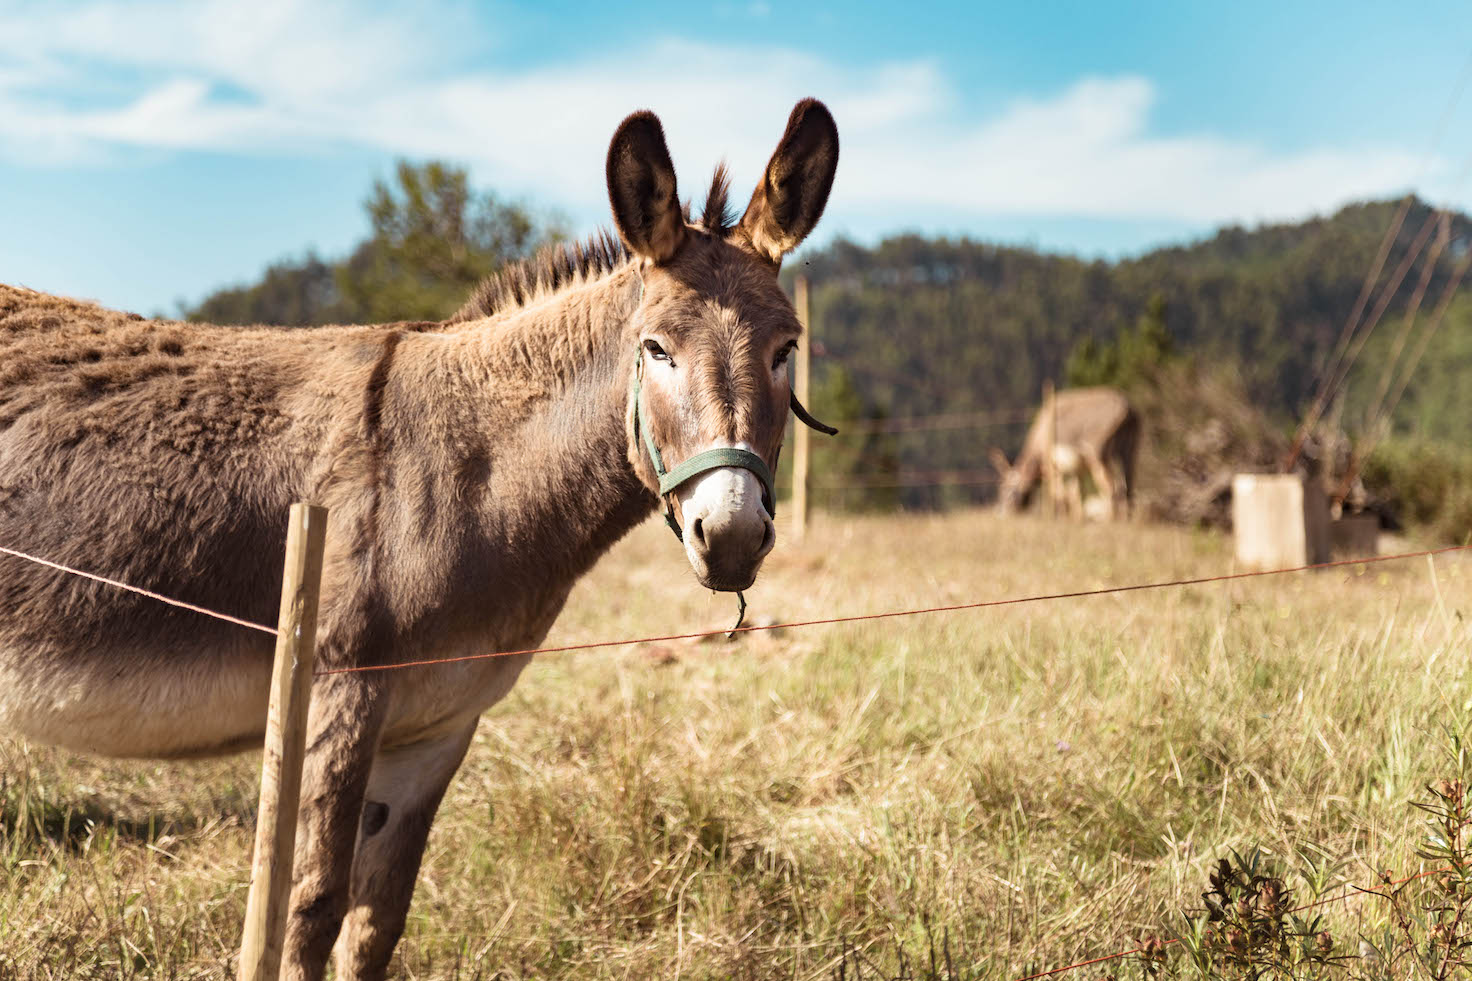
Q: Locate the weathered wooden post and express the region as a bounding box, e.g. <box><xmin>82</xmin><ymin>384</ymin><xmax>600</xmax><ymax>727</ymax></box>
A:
<box><xmin>240</xmin><ymin>503</ymin><xmax>329</xmax><ymax>981</ymax></box>
<box><xmin>1043</xmin><ymin>379</ymin><xmax>1058</xmax><ymax>519</ymax></box>
<box><xmin>793</xmin><ymin>275</ymin><xmax>813</xmax><ymax>542</ymax></box>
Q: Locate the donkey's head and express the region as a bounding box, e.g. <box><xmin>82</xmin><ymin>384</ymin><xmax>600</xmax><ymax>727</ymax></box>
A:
<box><xmin>989</xmin><ymin>447</ymin><xmax>1034</xmax><ymax>514</ymax></box>
<box><xmin>609</xmin><ymin>99</ymin><xmax>839</xmax><ymax>592</ymax></box>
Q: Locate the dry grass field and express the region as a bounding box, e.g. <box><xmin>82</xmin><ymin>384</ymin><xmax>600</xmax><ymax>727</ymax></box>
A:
<box><xmin>2</xmin><ymin>509</ymin><xmax>1468</xmax><ymax>979</ymax></box>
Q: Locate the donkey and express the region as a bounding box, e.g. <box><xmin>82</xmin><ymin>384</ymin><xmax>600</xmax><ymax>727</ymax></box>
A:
<box><xmin>0</xmin><ymin>99</ymin><xmax>839</xmax><ymax>980</ymax></box>
<box><xmin>989</xmin><ymin>386</ymin><xmax>1139</xmax><ymax>520</ymax></box>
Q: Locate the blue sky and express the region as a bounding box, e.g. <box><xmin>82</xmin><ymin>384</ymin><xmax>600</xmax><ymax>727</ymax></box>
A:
<box><xmin>2</xmin><ymin>0</ymin><xmax>1470</xmax><ymax>315</ymax></box>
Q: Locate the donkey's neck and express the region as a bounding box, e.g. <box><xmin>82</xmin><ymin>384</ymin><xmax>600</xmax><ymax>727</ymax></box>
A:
<box><xmin>402</xmin><ymin>265</ymin><xmax>656</xmax><ymax>592</ymax></box>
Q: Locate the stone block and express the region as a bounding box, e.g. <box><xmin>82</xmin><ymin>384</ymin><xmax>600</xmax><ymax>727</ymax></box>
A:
<box><xmin>1231</xmin><ymin>473</ymin><xmax>1330</xmax><ymax>571</ymax></box>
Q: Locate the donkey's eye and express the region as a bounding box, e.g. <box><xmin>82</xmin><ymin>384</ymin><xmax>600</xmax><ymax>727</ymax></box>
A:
<box><xmin>643</xmin><ymin>339</ymin><xmax>672</xmax><ymax>363</ymax></box>
<box><xmin>773</xmin><ymin>342</ymin><xmax>796</xmax><ymax>370</ymax></box>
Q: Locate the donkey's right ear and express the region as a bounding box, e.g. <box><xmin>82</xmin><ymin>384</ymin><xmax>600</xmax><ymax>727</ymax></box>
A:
<box><xmin>988</xmin><ymin>448</ymin><xmax>1012</xmax><ymax>475</ymax></box>
<box><xmin>606</xmin><ymin>111</ymin><xmax>687</xmax><ymax>264</ymax></box>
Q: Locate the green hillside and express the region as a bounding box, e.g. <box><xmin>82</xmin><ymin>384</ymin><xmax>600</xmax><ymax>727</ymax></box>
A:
<box><xmin>791</xmin><ymin>198</ymin><xmax>1472</xmax><ymax>438</ymax></box>
<box><xmin>184</xmin><ymin>168</ymin><xmax>1472</xmax><ymax>529</ymax></box>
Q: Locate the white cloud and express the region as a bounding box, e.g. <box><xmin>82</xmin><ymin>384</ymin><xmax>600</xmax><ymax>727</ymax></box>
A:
<box><xmin>846</xmin><ymin>76</ymin><xmax>1430</xmax><ymax>224</ymax></box>
<box><xmin>0</xmin><ymin>0</ymin><xmax>1435</xmax><ymax>229</ymax></box>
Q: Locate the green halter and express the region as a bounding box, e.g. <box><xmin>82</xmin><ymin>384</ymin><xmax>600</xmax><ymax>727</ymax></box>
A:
<box><xmin>627</xmin><ymin>276</ymin><xmax>839</xmax><ymax>633</ymax></box>
<box><xmin>630</xmin><ymin>346</ymin><xmax>837</xmax><ymax>541</ymax></box>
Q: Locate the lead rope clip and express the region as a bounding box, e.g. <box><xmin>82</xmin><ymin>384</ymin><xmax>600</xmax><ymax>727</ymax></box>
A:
<box><xmin>727</xmin><ymin>590</ymin><xmax>747</xmax><ymax>640</ymax></box>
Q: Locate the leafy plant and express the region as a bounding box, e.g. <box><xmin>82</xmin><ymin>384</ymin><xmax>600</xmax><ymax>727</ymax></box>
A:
<box><xmin>1169</xmin><ymin>850</ymin><xmax>1343</xmax><ymax>979</ymax></box>
<box><xmin>1134</xmin><ymin>727</ymin><xmax>1472</xmax><ymax>980</ymax></box>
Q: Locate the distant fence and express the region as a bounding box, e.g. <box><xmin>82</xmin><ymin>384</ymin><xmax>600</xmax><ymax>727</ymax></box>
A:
<box><xmin>790</xmin><ymin>408</ymin><xmax>1030</xmax><ymax>491</ymax></box>
<box><xmin>827</xmin><ymin>408</ymin><xmax>1034</xmax><ymax>435</ymax></box>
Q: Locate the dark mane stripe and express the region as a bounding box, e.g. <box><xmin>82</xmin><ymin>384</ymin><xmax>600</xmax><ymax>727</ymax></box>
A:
<box><xmin>701</xmin><ymin>164</ymin><xmax>735</xmax><ymax>234</ymax></box>
<box><xmin>451</xmin><ymin>230</ymin><xmax>629</xmax><ymax>322</ymax></box>
<box><xmin>452</xmin><ymin>166</ymin><xmax>736</xmax><ymax>323</ymax></box>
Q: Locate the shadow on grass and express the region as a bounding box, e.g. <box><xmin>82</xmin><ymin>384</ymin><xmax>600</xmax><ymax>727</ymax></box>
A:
<box><xmin>0</xmin><ymin>772</ymin><xmax>256</xmax><ymax>854</ymax></box>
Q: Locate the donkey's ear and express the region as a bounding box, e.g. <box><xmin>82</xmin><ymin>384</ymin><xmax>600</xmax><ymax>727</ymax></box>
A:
<box><xmin>606</xmin><ymin>111</ymin><xmax>687</xmax><ymax>264</ymax></box>
<box><xmin>988</xmin><ymin>448</ymin><xmax>1012</xmax><ymax>476</ymax></box>
<box><xmin>739</xmin><ymin>98</ymin><xmax>839</xmax><ymax>266</ymax></box>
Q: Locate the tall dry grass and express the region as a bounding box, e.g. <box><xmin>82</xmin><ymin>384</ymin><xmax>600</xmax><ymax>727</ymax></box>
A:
<box><xmin>1</xmin><ymin>511</ymin><xmax>1467</xmax><ymax>979</ymax></box>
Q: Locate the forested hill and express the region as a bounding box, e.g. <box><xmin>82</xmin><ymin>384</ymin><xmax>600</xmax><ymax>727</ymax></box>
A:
<box><xmin>179</xmin><ymin>171</ymin><xmax>1472</xmax><ymax>528</ymax></box>
<box><xmin>183</xmin><ymin>168</ymin><xmax>1472</xmax><ymax>471</ymax></box>
<box><xmin>789</xmin><ymin>197</ymin><xmax>1472</xmax><ymax>443</ymax></box>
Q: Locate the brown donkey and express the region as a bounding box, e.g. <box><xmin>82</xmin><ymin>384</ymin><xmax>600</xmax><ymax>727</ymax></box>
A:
<box><xmin>990</xmin><ymin>386</ymin><xmax>1140</xmax><ymax>519</ymax></box>
<box><xmin>0</xmin><ymin>99</ymin><xmax>839</xmax><ymax>979</ymax></box>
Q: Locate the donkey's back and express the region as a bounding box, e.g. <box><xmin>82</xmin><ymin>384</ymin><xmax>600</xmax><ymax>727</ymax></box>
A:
<box><xmin>1051</xmin><ymin>386</ymin><xmax>1134</xmax><ymax>449</ymax></box>
<box><xmin>0</xmin><ymin>285</ymin><xmax>369</xmax><ymax>756</ymax></box>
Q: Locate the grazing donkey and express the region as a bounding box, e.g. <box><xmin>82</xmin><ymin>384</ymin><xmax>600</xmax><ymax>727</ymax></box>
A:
<box><xmin>990</xmin><ymin>386</ymin><xmax>1139</xmax><ymax>519</ymax></box>
<box><xmin>0</xmin><ymin>99</ymin><xmax>839</xmax><ymax>979</ymax></box>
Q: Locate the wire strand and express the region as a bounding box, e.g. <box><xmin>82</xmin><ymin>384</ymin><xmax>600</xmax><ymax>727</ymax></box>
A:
<box><xmin>0</xmin><ymin>543</ymin><xmax>278</xmax><ymax>636</ymax></box>
<box><xmin>315</xmin><ymin>543</ymin><xmax>1469</xmax><ymax>676</ymax></box>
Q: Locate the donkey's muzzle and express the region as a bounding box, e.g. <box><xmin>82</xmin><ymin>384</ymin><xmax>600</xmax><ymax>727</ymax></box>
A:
<box><xmin>677</xmin><ymin>467</ymin><xmax>776</xmax><ymax>591</ymax></box>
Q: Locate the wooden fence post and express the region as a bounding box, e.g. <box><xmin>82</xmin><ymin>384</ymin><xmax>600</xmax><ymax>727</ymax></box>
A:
<box><xmin>793</xmin><ymin>275</ymin><xmax>812</xmax><ymax>542</ymax></box>
<box><xmin>240</xmin><ymin>503</ymin><xmax>329</xmax><ymax>981</ymax></box>
<box><xmin>1043</xmin><ymin>379</ymin><xmax>1057</xmax><ymax>519</ymax></box>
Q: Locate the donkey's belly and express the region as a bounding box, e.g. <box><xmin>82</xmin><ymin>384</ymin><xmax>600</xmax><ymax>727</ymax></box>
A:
<box><xmin>377</xmin><ymin>624</ymin><xmax>557</xmax><ymax>749</ymax></box>
<box><xmin>0</xmin><ymin>642</ymin><xmax>272</xmax><ymax>759</ymax></box>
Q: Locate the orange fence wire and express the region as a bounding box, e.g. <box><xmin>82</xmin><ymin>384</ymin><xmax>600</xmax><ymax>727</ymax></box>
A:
<box><xmin>1</xmin><ymin>535</ymin><xmax>1464</xmax><ymax>680</ymax></box>
<box><xmin>0</xmin><ymin>543</ymin><xmax>277</xmax><ymax>636</ymax></box>
<box><xmin>315</xmin><ymin>543</ymin><xmax>1469</xmax><ymax>677</ymax></box>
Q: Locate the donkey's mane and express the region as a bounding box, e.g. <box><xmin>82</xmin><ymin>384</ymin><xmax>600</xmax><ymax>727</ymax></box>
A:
<box><xmin>450</xmin><ymin>229</ymin><xmax>629</xmax><ymax>323</ymax></box>
<box><xmin>451</xmin><ymin>169</ymin><xmax>737</xmax><ymax>323</ymax></box>
<box><xmin>700</xmin><ymin>164</ymin><xmax>736</xmax><ymax>236</ymax></box>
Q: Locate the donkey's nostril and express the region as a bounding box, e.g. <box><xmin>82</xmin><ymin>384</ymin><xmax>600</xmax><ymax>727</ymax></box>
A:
<box><xmin>690</xmin><ymin>517</ymin><xmax>705</xmax><ymax>547</ymax></box>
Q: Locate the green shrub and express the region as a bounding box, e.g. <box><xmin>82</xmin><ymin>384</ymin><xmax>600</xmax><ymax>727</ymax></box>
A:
<box><xmin>1362</xmin><ymin>440</ymin><xmax>1472</xmax><ymax>544</ymax></box>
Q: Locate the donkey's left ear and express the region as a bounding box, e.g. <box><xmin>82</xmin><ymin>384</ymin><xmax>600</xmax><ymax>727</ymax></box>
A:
<box><xmin>739</xmin><ymin>98</ymin><xmax>839</xmax><ymax>267</ymax></box>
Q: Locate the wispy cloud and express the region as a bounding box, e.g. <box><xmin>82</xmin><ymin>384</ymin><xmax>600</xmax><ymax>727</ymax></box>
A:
<box><xmin>0</xmin><ymin>0</ymin><xmax>1435</xmax><ymax>228</ymax></box>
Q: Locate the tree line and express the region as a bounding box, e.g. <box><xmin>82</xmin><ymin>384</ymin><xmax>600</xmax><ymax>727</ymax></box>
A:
<box><xmin>185</xmin><ymin>165</ymin><xmax>1472</xmax><ymax>528</ymax></box>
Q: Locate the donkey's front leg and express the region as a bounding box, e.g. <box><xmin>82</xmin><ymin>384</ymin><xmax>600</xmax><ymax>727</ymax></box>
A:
<box><xmin>281</xmin><ymin>672</ymin><xmax>389</xmax><ymax>981</ymax></box>
<box><xmin>332</xmin><ymin>719</ymin><xmax>479</xmax><ymax>979</ymax></box>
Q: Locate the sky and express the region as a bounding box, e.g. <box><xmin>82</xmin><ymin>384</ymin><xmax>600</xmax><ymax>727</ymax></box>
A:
<box><xmin>2</xmin><ymin>0</ymin><xmax>1471</xmax><ymax>315</ymax></box>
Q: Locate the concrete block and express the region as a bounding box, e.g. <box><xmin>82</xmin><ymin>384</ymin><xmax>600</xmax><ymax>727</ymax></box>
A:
<box><xmin>1231</xmin><ymin>473</ymin><xmax>1330</xmax><ymax>571</ymax></box>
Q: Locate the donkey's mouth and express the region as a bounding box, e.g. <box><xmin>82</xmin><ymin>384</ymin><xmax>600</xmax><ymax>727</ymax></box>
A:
<box><xmin>677</xmin><ymin>465</ymin><xmax>776</xmax><ymax>594</ymax></box>
<box><xmin>687</xmin><ymin>525</ymin><xmax>770</xmax><ymax>592</ymax></box>
<box><xmin>686</xmin><ymin>525</ymin><xmax>772</xmax><ymax>593</ymax></box>
<box><xmin>695</xmin><ymin>566</ymin><xmax>762</xmax><ymax>593</ymax></box>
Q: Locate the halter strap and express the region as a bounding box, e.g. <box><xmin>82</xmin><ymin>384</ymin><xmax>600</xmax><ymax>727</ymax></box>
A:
<box><xmin>632</xmin><ymin>350</ymin><xmax>775</xmax><ymax>539</ymax></box>
<box><xmin>659</xmin><ymin>448</ymin><xmax>776</xmax><ymax>504</ymax></box>
<box><xmin>630</xmin><ymin>346</ymin><xmax>837</xmax><ymax>542</ymax></box>
<box><xmin>627</xmin><ymin>271</ymin><xmax>839</xmax><ymax>635</ymax></box>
